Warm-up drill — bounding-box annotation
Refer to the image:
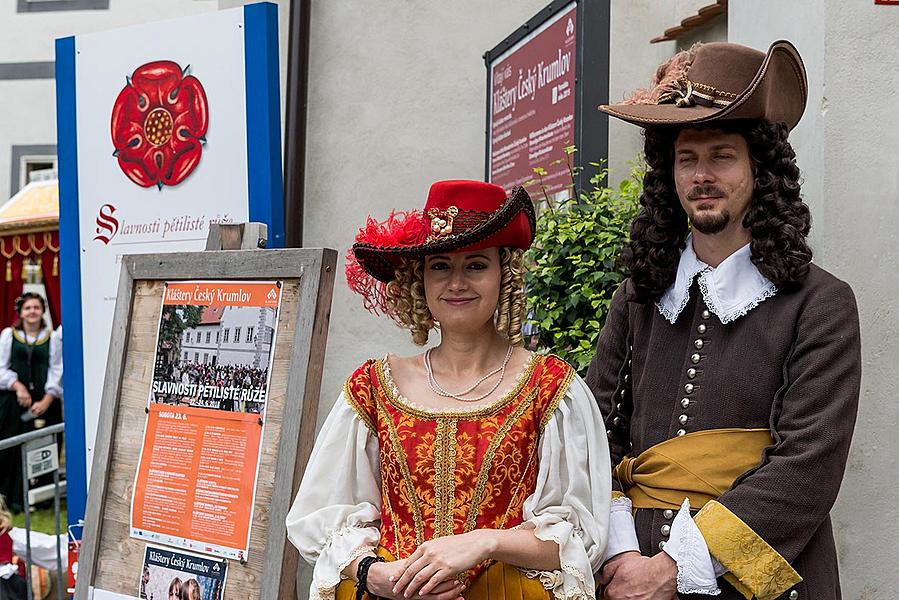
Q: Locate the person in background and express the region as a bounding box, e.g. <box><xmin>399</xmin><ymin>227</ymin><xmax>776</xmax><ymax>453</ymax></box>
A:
<box><xmin>0</xmin><ymin>293</ymin><xmax>63</xmax><ymax>512</ymax></box>
<box><xmin>0</xmin><ymin>495</ymin><xmax>27</xmax><ymax>600</ymax></box>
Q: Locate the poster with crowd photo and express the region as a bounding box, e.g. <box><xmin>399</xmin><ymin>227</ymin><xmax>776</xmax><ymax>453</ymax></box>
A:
<box><xmin>139</xmin><ymin>545</ymin><xmax>227</xmax><ymax>600</ymax></box>
<box><xmin>131</xmin><ymin>281</ymin><xmax>282</xmax><ymax>560</ymax></box>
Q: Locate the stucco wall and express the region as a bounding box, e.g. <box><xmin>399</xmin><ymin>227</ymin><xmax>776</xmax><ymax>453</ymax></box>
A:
<box><xmin>729</xmin><ymin>1</ymin><xmax>899</xmax><ymax>596</ymax></box>
<box><xmin>606</xmin><ymin>1</ymin><xmax>676</xmax><ymax>185</ymax></box>
<box><xmin>299</xmin><ymin>0</ymin><xmax>551</xmax><ymax>429</ymax></box>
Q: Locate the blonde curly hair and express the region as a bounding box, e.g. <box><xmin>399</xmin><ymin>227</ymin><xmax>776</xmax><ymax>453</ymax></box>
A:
<box><xmin>384</xmin><ymin>247</ymin><xmax>526</xmax><ymax>346</ymax></box>
<box><xmin>0</xmin><ymin>494</ymin><xmax>11</xmax><ymax>533</ymax></box>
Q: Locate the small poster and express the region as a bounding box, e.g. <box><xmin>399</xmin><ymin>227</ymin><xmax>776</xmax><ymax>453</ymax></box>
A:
<box><xmin>139</xmin><ymin>545</ymin><xmax>228</xmax><ymax>600</ymax></box>
<box><xmin>131</xmin><ymin>281</ymin><xmax>283</xmax><ymax>560</ymax></box>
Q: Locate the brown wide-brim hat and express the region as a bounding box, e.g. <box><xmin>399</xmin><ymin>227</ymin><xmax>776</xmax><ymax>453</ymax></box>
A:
<box><xmin>600</xmin><ymin>40</ymin><xmax>808</xmax><ymax>130</ymax></box>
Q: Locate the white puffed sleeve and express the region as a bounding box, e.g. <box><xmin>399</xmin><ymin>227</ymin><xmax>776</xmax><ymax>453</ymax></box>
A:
<box><xmin>45</xmin><ymin>327</ymin><xmax>63</xmax><ymax>398</ymax></box>
<box><xmin>522</xmin><ymin>373</ymin><xmax>612</xmax><ymax>600</ymax></box>
<box><xmin>286</xmin><ymin>392</ymin><xmax>382</xmax><ymax>600</ymax></box>
<box><xmin>0</xmin><ymin>328</ymin><xmax>16</xmax><ymax>390</ymax></box>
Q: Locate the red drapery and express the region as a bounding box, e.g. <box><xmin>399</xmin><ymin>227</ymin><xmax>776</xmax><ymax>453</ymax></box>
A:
<box><xmin>0</xmin><ymin>230</ymin><xmax>60</xmax><ymax>327</ymax></box>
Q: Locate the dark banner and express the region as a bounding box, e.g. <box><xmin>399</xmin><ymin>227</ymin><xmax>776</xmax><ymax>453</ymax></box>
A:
<box><xmin>488</xmin><ymin>2</ymin><xmax>577</xmax><ymax>200</ymax></box>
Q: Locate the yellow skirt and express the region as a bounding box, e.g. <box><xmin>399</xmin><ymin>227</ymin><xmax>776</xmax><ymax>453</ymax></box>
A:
<box><xmin>336</xmin><ymin>547</ymin><xmax>551</xmax><ymax>600</ymax></box>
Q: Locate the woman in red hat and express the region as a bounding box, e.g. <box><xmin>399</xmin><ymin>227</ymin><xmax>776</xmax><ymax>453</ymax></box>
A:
<box><xmin>286</xmin><ymin>181</ymin><xmax>611</xmax><ymax>600</ymax></box>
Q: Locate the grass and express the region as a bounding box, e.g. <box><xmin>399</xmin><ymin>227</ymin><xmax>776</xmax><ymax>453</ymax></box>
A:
<box><xmin>11</xmin><ymin>501</ymin><xmax>68</xmax><ymax>536</ymax></box>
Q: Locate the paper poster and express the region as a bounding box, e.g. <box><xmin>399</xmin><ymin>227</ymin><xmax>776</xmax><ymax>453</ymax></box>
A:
<box><xmin>131</xmin><ymin>281</ymin><xmax>282</xmax><ymax>560</ymax></box>
<box><xmin>139</xmin><ymin>545</ymin><xmax>227</xmax><ymax>600</ymax></box>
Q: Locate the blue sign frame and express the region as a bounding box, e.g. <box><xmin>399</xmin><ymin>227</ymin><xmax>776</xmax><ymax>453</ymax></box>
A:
<box><xmin>54</xmin><ymin>2</ymin><xmax>284</xmax><ymax>527</ymax></box>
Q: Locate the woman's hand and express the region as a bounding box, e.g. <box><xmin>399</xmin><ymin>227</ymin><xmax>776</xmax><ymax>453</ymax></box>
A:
<box><xmin>14</xmin><ymin>382</ymin><xmax>32</xmax><ymax>408</ymax></box>
<box><xmin>30</xmin><ymin>394</ymin><xmax>54</xmax><ymax>417</ymax></box>
<box><xmin>392</xmin><ymin>530</ymin><xmax>494</xmax><ymax>598</ymax></box>
<box><xmin>367</xmin><ymin>559</ymin><xmax>464</xmax><ymax>600</ymax></box>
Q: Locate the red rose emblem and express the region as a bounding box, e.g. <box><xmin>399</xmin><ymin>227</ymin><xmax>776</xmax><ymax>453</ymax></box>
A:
<box><xmin>111</xmin><ymin>60</ymin><xmax>209</xmax><ymax>189</ymax></box>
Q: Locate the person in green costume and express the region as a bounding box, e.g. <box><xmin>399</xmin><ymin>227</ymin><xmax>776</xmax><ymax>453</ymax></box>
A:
<box><xmin>0</xmin><ymin>293</ymin><xmax>62</xmax><ymax>512</ymax></box>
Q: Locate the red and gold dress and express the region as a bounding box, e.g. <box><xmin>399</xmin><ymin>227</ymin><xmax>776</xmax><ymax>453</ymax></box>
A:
<box><xmin>287</xmin><ymin>353</ymin><xmax>611</xmax><ymax>600</ymax></box>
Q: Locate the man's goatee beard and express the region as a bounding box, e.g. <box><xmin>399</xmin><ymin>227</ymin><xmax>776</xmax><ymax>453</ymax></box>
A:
<box><xmin>691</xmin><ymin>211</ymin><xmax>730</xmax><ymax>235</ymax></box>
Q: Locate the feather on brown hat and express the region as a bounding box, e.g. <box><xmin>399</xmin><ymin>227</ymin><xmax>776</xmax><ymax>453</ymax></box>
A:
<box><xmin>600</xmin><ymin>40</ymin><xmax>808</xmax><ymax>130</ymax></box>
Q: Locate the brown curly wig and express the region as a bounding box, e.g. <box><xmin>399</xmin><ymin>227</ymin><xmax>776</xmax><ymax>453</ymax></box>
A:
<box><xmin>384</xmin><ymin>248</ymin><xmax>525</xmax><ymax>346</ymax></box>
<box><xmin>621</xmin><ymin>119</ymin><xmax>812</xmax><ymax>303</ymax></box>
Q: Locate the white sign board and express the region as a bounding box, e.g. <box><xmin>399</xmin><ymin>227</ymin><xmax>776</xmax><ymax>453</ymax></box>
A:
<box><xmin>26</xmin><ymin>439</ymin><xmax>59</xmax><ymax>479</ymax></box>
<box><xmin>56</xmin><ymin>3</ymin><xmax>284</xmax><ymax>525</ymax></box>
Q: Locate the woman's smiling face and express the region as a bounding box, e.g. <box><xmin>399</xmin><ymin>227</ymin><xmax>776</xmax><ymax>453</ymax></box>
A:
<box><xmin>423</xmin><ymin>247</ymin><xmax>502</xmax><ymax>334</ymax></box>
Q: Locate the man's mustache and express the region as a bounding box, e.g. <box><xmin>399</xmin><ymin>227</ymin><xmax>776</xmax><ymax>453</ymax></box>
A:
<box><xmin>686</xmin><ymin>185</ymin><xmax>725</xmax><ymax>200</ymax></box>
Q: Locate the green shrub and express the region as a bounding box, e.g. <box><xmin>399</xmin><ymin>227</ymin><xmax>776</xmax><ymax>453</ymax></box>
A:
<box><xmin>524</xmin><ymin>156</ymin><xmax>643</xmax><ymax>374</ymax></box>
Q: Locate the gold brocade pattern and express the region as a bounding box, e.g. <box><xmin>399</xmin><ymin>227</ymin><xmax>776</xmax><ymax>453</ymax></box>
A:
<box><xmin>695</xmin><ymin>501</ymin><xmax>802</xmax><ymax>600</ymax></box>
<box><xmin>375</xmin><ymin>394</ymin><xmax>426</xmax><ymax>547</ymax></box>
<box><xmin>341</xmin><ymin>354</ymin><xmax>576</xmax><ymax>571</ymax></box>
<box><xmin>433</xmin><ymin>419</ymin><xmax>458</xmax><ymax>538</ymax></box>
<box><xmin>463</xmin><ymin>388</ymin><xmax>537</xmax><ymax>533</ymax></box>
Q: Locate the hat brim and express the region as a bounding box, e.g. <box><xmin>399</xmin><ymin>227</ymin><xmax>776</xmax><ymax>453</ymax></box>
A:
<box><xmin>353</xmin><ymin>186</ymin><xmax>536</xmax><ymax>283</ymax></box>
<box><xmin>599</xmin><ymin>40</ymin><xmax>808</xmax><ymax>130</ymax></box>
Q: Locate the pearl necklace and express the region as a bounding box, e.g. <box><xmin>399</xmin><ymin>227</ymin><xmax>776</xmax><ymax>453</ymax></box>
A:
<box><xmin>424</xmin><ymin>345</ymin><xmax>514</xmax><ymax>402</ymax></box>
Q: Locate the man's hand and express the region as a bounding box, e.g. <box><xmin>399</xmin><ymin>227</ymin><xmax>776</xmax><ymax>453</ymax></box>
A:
<box><xmin>600</xmin><ymin>551</ymin><xmax>678</xmax><ymax>600</ymax></box>
<box><xmin>14</xmin><ymin>382</ymin><xmax>31</xmax><ymax>408</ymax></box>
<box><xmin>30</xmin><ymin>394</ymin><xmax>54</xmax><ymax>417</ymax></box>
<box><xmin>392</xmin><ymin>531</ymin><xmax>493</xmax><ymax>598</ymax></box>
<box><xmin>367</xmin><ymin>558</ymin><xmax>465</xmax><ymax>600</ymax></box>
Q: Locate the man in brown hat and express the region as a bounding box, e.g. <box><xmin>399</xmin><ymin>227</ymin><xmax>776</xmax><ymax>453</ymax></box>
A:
<box><xmin>587</xmin><ymin>41</ymin><xmax>861</xmax><ymax>600</ymax></box>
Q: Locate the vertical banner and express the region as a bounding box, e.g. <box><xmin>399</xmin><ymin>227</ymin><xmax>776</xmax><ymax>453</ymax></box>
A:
<box><xmin>131</xmin><ymin>281</ymin><xmax>282</xmax><ymax>560</ymax></box>
<box><xmin>55</xmin><ymin>3</ymin><xmax>284</xmax><ymax>525</ymax></box>
<box><xmin>488</xmin><ymin>2</ymin><xmax>577</xmax><ymax>201</ymax></box>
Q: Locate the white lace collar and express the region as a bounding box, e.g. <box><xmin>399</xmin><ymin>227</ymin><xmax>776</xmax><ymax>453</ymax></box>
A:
<box><xmin>657</xmin><ymin>236</ymin><xmax>777</xmax><ymax>325</ymax></box>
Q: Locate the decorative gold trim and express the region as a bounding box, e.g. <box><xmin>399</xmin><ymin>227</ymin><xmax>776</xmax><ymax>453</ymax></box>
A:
<box><xmin>375</xmin><ymin>394</ymin><xmax>426</xmax><ymax>546</ymax></box>
<box><xmin>498</xmin><ymin>446</ymin><xmax>537</xmax><ymax>530</ymax></box>
<box><xmin>537</xmin><ymin>359</ymin><xmax>576</xmax><ymax>434</ymax></box>
<box><xmin>611</xmin><ymin>490</ymin><xmax>628</xmax><ymax>500</ymax></box>
<box><xmin>694</xmin><ymin>500</ymin><xmax>802</xmax><ymax>600</ymax></box>
<box><xmin>11</xmin><ymin>327</ymin><xmax>52</xmax><ymax>346</ymax></box>
<box><xmin>343</xmin><ymin>376</ymin><xmax>376</xmax><ymax>434</ymax></box>
<box><xmin>376</xmin><ymin>353</ymin><xmax>539</xmax><ymax>420</ymax></box>
<box><xmin>433</xmin><ymin>418</ymin><xmax>458</xmax><ymax>538</ymax></box>
<box><xmin>463</xmin><ymin>388</ymin><xmax>538</xmax><ymax>533</ymax></box>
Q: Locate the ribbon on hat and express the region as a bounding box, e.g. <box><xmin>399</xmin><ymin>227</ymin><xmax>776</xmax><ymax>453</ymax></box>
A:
<box><xmin>658</xmin><ymin>77</ymin><xmax>737</xmax><ymax>109</ymax></box>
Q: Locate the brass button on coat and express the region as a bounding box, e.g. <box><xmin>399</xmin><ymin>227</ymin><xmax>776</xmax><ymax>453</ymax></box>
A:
<box><xmin>691</xmin><ymin>353</ymin><xmax>701</xmax><ymax>363</ymax></box>
<box><xmin>681</xmin><ymin>398</ymin><xmax>690</xmax><ymax>409</ymax></box>
<box><xmin>694</xmin><ymin>339</ymin><xmax>704</xmax><ymax>349</ymax></box>
<box><xmin>663</xmin><ymin>509</ymin><xmax>674</xmax><ymax>519</ymax></box>
<box><xmin>676</xmin><ymin>429</ymin><xmax>686</xmax><ymax>436</ymax></box>
<box><xmin>679</xmin><ymin>414</ymin><xmax>688</xmax><ymax>425</ymax></box>
<box><xmin>684</xmin><ymin>383</ymin><xmax>694</xmax><ymax>394</ymax></box>
<box><xmin>701</xmin><ymin>309</ymin><xmax>711</xmax><ymax>319</ymax></box>
<box><xmin>687</xmin><ymin>368</ymin><xmax>697</xmax><ymax>379</ymax></box>
<box><xmin>661</xmin><ymin>524</ymin><xmax>671</xmax><ymax>536</ymax></box>
<box><xmin>697</xmin><ymin>324</ymin><xmax>707</xmax><ymax>334</ymax></box>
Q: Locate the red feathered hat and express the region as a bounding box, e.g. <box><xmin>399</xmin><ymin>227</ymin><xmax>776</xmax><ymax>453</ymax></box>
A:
<box><xmin>346</xmin><ymin>180</ymin><xmax>535</xmax><ymax>313</ymax></box>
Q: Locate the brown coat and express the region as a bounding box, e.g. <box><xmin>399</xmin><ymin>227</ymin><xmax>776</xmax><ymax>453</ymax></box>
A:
<box><xmin>586</xmin><ymin>264</ymin><xmax>861</xmax><ymax>600</ymax></box>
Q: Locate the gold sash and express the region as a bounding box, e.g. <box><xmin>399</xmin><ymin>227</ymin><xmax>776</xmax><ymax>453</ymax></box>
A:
<box><xmin>613</xmin><ymin>428</ymin><xmax>803</xmax><ymax>600</ymax></box>
<box><xmin>613</xmin><ymin>428</ymin><xmax>773</xmax><ymax>510</ymax></box>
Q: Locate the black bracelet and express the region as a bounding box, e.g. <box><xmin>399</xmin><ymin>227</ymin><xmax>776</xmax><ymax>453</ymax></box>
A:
<box><xmin>355</xmin><ymin>555</ymin><xmax>385</xmax><ymax>600</ymax></box>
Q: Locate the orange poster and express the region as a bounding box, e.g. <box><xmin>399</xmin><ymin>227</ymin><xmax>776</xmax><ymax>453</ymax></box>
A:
<box><xmin>130</xmin><ymin>281</ymin><xmax>282</xmax><ymax>560</ymax></box>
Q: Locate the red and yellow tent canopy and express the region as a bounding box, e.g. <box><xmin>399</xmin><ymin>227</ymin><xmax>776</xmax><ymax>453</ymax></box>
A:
<box><xmin>0</xmin><ymin>180</ymin><xmax>60</xmax><ymax>326</ymax></box>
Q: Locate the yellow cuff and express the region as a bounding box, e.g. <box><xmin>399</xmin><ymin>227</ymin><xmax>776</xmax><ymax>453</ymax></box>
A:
<box><xmin>694</xmin><ymin>501</ymin><xmax>802</xmax><ymax>600</ymax></box>
<box><xmin>611</xmin><ymin>490</ymin><xmax>628</xmax><ymax>500</ymax></box>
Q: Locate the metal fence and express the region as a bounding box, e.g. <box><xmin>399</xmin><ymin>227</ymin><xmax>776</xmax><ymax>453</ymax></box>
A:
<box><xmin>0</xmin><ymin>422</ymin><xmax>65</xmax><ymax>600</ymax></box>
